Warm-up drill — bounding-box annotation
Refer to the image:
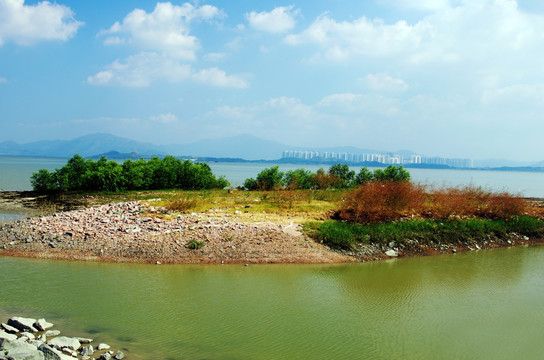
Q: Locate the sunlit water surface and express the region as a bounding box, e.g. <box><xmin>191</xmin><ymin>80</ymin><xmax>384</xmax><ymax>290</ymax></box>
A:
<box><xmin>1</xmin><ymin>246</ymin><xmax>543</xmax><ymax>359</ymax></box>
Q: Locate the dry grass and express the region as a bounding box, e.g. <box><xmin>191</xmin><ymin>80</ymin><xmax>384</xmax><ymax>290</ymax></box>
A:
<box><xmin>337</xmin><ymin>182</ymin><xmax>527</xmax><ymax>224</ymax></box>
<box><xmin>86</xmin><ymin>189</ymin><xmax>345</xmax><ymax>222</ymax></box>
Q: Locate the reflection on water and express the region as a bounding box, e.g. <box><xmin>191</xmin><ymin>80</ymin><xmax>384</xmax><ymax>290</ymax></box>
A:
<box><xmin>0</xmin><ymin>246</ymin><xmax>543</xmax><ymax>359</ymax></box>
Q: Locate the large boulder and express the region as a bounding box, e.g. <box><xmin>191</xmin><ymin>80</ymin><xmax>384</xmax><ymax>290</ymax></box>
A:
<box><xmin>0</xmin><ymin>338</ymin><xmax>44</xmax><ymax>360</ymax></box>
<box><xmin>46</xmin><ymin>337</ymin><xmax>80</xmax><ymax>351</ymax></box>
<box><xmin>385</xmin><ymin>249</ymin><xmax>398</xmax><ymax>257</ymax></box>
<box><xmin>37</xmin><ymin>344</ymin><xmax>74</xmax><ymax>360</ymax></box>
<box><xmin>79</xmin><ymin>345</ymin><xmax>93</xmax><ymax>357</ymax></box>
<box><xmin>33</xmin><ymin>320</ymin><xmax>53</xmax><ymax>332</ymax></box>
<box><xmin>43</xmin><ymin>331</ymin><xmax>59</xmax><ymax>340</ymax></box>
<box><xmin>98</xmin><ymin>352</ymin><xmax>112</xmax><ymax>360</ymax></box>
<box><xmin>7</xmin><ymin>318</ymin><xmax>38</xmax><ymax>333</ymax></box>
<box><xmin>0</xmin><ymin>330</ymin><xmax>17</xmax><ymax>341</ymax></box>
<box><xmin>1</xmin><ymin>324</ymin><xmax>19</xmax><ymax>334</ymax></box>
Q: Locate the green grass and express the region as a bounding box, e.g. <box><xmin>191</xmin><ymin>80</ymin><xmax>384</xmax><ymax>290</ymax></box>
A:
<box><xmin>185</xmin><ymin>239</ymin><xmax>205</xmax><ymax>249</ymax></box>
<box><xmin>304</xmin><ymin>216</ymin><xmax>544</xmax><ymax>250</ymax></box>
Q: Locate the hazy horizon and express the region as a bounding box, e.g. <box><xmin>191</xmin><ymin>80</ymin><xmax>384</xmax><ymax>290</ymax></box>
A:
<box><xmin>2</xmin><ymin>1</ymin><xmax>544</xmax><ymax>162</ymax></box>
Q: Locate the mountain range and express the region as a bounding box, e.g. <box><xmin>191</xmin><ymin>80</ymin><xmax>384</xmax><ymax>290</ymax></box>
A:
<box><xmin>0</xmin><ymin>133</ymin><xmax>540</xmax><ymax>168</ymax></box>
<box><xmin>0</xmin><ymin>133</ymin><xmax>393</xmax><ymax>161</ymax></box>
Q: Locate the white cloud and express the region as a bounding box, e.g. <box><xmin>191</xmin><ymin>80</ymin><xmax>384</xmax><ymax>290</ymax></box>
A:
<box><xmin>192</xmin><ymin>68</ymin><xmax>249</xmax><ymax>88</ymax></box>
<box><xmin>100</xmin><ymin>2</ymin><xmax>224</xmax><ymax>59</ymax></box>
<box><xmin>150</xmin><ymin>113</ymin><xmax>179</xmax><ymax>124</ymax></box>
<box><xmin>284</xmin><ymin>0</ymin><xmax>544</xmax><ymax>66</ymax></box>
<box><xmin>363</xmin><ymin>73</ymin><xmax>409</xmax><ymax>92</ymax></box>
<box><xmin>87</xmin><ymin>52</ymin><xmax>192</xmax><ymax>87</ymax></box>
<box><xmin>88</xmin><ymin>53</ymin><xmax>248</xmax><ymax>88</ymax></box>
<box><xmin>246</xmin><ymin>6</ymin><xmax>298</xmax><ymax>33</ymax></box>
<box><xmin>89</xmin><ymin>2</ymin><xmax>245</xmax><ymax>89</ymax></box>
<box><xmin>0</xmin><ymin>0</ymin><xmax>83</xmax><ymax>46</ymax></box>
<box><xmin>0</xmin><ymin>77</ymin><xmax>6</xmax><ymax>83</ymax></box>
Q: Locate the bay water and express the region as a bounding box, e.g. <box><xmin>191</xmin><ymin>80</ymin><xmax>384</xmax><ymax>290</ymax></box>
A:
<box><xmin>1</xmin><ymin>156</ymin><xmax>543</xmax><ymax>197</ymax></box>
<box><xmin>1</xmin><ymin>246</ymin><xmax>543</xmax><ymax>359</ymax></box>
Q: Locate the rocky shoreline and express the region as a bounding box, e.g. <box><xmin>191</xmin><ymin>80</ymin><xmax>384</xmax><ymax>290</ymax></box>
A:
<box><xmin>0</xmin><ymin>201</ymin><xmax>351</xmax><ymax>264</ymax></box>
<box><xmin>0</xmin><ymin>316</ymin><xmax>123</xmax><ymax>360</ymax></box>
<box><xmin>0</xmin><ymin>198</ymin><xmax>542</xmax><ymax>264</ymax></box>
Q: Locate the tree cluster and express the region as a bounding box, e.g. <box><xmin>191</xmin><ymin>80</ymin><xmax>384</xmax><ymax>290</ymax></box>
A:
<box><xmin>243</xmin><ymin>164</ymin><xmax>410</xmax><ymax>191</ymax></box>
<box><xmin>31</xmin><ymin>154</ymin><xmax>230</xmax><ymax>193</ymax></box>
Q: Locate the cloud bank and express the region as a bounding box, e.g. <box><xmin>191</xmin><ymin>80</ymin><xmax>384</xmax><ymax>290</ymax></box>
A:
<box><xmin>0</xmin><ymin>0</ymin><xmax>82</xmax><ymax>46</ymax></box>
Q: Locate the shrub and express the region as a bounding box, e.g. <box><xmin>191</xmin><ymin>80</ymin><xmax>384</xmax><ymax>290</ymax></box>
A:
<box><xmin>255</xmin><ymin>166</ymin><xmax>284</xmax><ymax>191</ymax></box>
<box><xmin>337</xmin><ymin>183</ymin><xmax>526</xmax><ymax>224</ymax></box>
<box><xmin>313</xmin><ymin>168</ymin><xmax>338</xmax><ymax>190</ymax></box>
<box><xmin>354</xmin><ymin>167</ymin><xmax>373</xmax><ymax>186</ymax></box>
<box><xmin>185</xmin><ymin>239</ymin><xmax>205</xmax><ymax>249</ymax></box>
<box><xmin>30</xmin><ymin>169</ymin><xmax>57</xmax><ymax>193</ymax></box>
<box><xmin>243</xmin><ymin>177</ymin><xmax>258</xmax><ymax>191</ymax></box>
<box><xmin>372</xmin><ymin>165</ymin><xmax>411</xmax><ymax>182</ymax></box>
<box><xmin>284</xmin><ymin>168</ymin><xmax>315</xmax><ymax>190</ymax></box>
<box><xmin>481</xmin><ymin>192</ymin><xmax>526</xmax><ymax>219</ymax></box>
<box><xmin>424</xmin><ymin>186</ymin><xmax>526</xmax><ymax>219</ymax></box>
<box><xmin>328</xmin><ymin>163</ymin><xmax>355</xmax><ymax>188</ymax></box>
<box><xmin>336</xmin><ymin>181</ymin><xmax>425</xmax><ymax>223</ymax></box>
<box><xmin>31</xmin><ymin>155</ymin><xmax>230</xmax><ymax>193</ymax></box>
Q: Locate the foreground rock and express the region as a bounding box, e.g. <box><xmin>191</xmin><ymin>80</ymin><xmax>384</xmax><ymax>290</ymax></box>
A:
<box><xmin>0</xmin><ymin>316</ymin><xmax>125</xmax><ymax>360</ymax></box>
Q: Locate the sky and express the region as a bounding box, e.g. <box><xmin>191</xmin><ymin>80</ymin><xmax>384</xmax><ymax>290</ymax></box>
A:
<box><xmin>1</xmin><ymin>0</ymin><xmax>544</xmax><ymax>161</ymax></box>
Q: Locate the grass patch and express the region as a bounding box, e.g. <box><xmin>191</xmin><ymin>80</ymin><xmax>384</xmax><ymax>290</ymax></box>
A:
<box><xmin>185</xmin><ymin>239</ymin><xmax>205</xmax><ymax>249</ymax></box>
<box><xmin>306</xmin><ymin>216</ymin><xmax>544</xmax><ymax>250</ymax></box>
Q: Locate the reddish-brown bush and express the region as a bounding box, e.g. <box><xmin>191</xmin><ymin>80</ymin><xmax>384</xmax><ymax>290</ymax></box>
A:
<box><xmin>336</xmin><ymin>181</ymin><xmax>425</xmax><ymax>223</ymax></box>
<box><xmin>336</xmin><ymin>183</ymin><xmax>527</xmax><ymax>224</ymax></box>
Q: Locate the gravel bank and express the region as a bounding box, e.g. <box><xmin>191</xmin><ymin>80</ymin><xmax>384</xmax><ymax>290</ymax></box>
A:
<box><xmin>0</xmin><ymin>201</ymin><xmax>352</xmax><ymax>264</ymax></box>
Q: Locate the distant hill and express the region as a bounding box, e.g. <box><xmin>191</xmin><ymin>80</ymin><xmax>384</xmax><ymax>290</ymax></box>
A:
<box><xmin>2</xmin><ymin>133</ymin><xmax>541</xmax><ymax>167</ymax></box>
<box><xmin>0</xmin><ymin>133</ymin><xmax>164</xmax><ymax>158</ymax></box>
<box><xmin>0</xmin><ymin>133</ymin><xmax>397</xmax><ymax>161</ymax></box>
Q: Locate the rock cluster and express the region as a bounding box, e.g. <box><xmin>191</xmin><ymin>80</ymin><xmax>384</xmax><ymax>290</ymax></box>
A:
<box><xmin>0</xmin><ymin>316</ymin><xmax>124</xmax><ymax>360</ymax></box>
<box><xmin>0</xmin><ymin>201</ymin><xmax>349</xmax><ymax>264</ymax></box>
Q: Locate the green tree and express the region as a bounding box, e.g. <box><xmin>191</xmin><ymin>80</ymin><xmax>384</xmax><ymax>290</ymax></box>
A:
<box><xmin>30</xmin><ymin>169</ymin><xmax>57</xmax><ymax>192</ymax></box>
<box><xmin>255</xmin><ymin>166</ymin><xmax>285</xmax><ymax>190</ymax></box>
<box><xmin>354</xmin><ymin>167</ymin><xmax>373</xmax><ymax>186</ymax></box>
<box><xmin>373</xmin><ymin>165</ymin><xmax>411</xmax><ymax>182</ymax></box>
<box><xmin>56</xmin><ymin>154</ymin><xmax>88</xmax><ymax>191</ymax></box>
<box><xmin>328</xmin><ymin>163</ymin><xmax>355</xmax><ymax>188</ymax></box>
<box><xmin>284</xmin><ymin>168</ymin><xmax>315</xmax><ymax>190</ymax></box>
<box><xmin>243</xmin><ymin>177</ymin><xmax>258</xmax><ymax>191</ymax></box>
<box><xmin>31</xmin><ymin>155</ymin><xmax>230</xmax><ymax>193</ymax></box>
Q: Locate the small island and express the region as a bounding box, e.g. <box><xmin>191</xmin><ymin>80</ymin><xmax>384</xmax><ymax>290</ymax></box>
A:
<box><xmin>1</xmin><ymin>156</ymin><xmax>543</xmax><ymax>264</ymax></box>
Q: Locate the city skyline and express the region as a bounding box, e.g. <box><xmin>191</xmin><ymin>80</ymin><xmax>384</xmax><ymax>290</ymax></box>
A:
<box><xmin>282</xmin><ymin>149</ymin><xmax>473</xmax><ymax>168</ymax></box>
<box><xmin>2</xmin><ymin>1</ymin><xmax>544</xmax><ymax>161</ymax></box>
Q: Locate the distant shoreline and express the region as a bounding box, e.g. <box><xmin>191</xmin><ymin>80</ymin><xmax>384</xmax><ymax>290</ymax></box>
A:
<box><xmin>2</xmin><ymin>154</ymin><xmax>544</xmax><ymax>173</ymax></box>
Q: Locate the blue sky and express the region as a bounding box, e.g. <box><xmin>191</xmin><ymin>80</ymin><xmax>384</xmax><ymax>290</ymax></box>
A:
<box><xmin>1</xmin><ymin>0</ymin><xmax>544</xmax><ymax>161</ymax></box>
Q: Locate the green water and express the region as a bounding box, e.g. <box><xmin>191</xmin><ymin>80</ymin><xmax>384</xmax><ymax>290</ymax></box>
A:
<box><xmin>1</xmin><ymin>246</ymin><xmax>543</xmax><ymax>359</ymax></box>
